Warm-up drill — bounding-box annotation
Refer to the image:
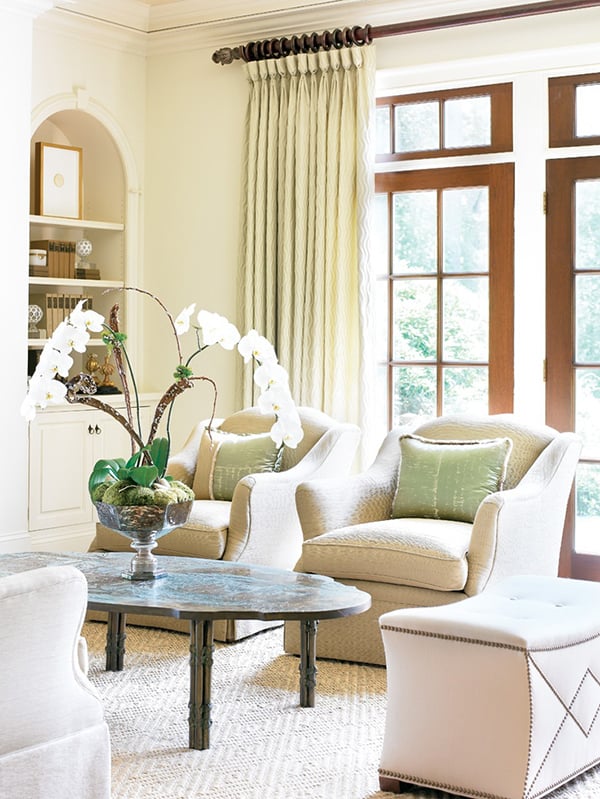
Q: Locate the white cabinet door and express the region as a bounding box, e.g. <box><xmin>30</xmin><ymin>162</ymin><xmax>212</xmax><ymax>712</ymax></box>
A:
<box><xmin>29</xmin><ymin>404</ymin><xmax>152</xmax><ymax>532</ymax></box>
<box><xmin>29</xmin><ymin>410</ymin><xmax>97</xmax><ymax>531</ymax></box>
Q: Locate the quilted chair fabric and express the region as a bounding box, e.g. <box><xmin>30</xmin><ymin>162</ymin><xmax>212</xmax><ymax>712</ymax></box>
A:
<box><xmin>89</xmin><ymin>406</ymin><xmax>361</xmax><ymax>642</ymax></box>
<box><xmin>0</xmin><ymin>566</ymin><xmax>110</xmax><ymax>799</ymax></box>
<box><xmin>284</xmin><ymin>414</ymin><xmax>582</xmax><ymax>665</ymax></box>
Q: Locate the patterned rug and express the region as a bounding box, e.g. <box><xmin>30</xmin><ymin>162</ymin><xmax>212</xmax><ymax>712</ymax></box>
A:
<box><xmin>83</xmin><ymin>622</ymin><xmax>600</xmax><ymax>799</ymax></box>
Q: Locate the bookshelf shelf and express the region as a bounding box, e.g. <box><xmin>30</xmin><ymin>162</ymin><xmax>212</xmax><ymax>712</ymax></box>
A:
<box><xmin>29</xmin><ymin>215</ymin><xmax>124</xmax><ymax>232</ymax></box>
<box><xmin>29</xmin><ymin>277</ymin><xmax>124</xmax><ymax>289</ymax></box>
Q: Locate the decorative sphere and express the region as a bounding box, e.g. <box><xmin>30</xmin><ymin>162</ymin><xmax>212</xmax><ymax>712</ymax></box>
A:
<box><xmin>76</xmin><ymin>239</ymin><xmax>93</xmax><ymax>258</ymax></box>
<box><xmin>28</xmin><ymin>304</ymin><xmax>43</xmax><ymax>324</ymax></box>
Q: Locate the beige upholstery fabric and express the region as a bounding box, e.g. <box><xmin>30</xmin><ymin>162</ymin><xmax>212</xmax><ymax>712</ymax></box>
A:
<box><xmin>0</xmin><ymin>566</ymin><xmax>110</xmax><ymax>799</ymax></box>
<box><xmin>284</xmin><ymin>413</ymin><xmax>582</xmax><ymax>665</ymax></box>
<box><xmin>379</xmin><ymin>575</ymin><xmax>600</xmax><ymax>799</ymax></box>
<box><xmin>299</xmin><ymin>518</ymin><xmax>471</xmax><ymax>591</ymax></box>
<box><xmin>89</xmin><ymin>406</ymin><xmax>361</xmax><ymax>642</ymax></box>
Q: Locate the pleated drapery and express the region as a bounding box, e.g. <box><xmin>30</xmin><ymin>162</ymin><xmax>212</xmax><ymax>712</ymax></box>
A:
<box><xmin>238</xmin><ymin>45</ymin><xmax>376</xmax><ymax>446</ymax></box>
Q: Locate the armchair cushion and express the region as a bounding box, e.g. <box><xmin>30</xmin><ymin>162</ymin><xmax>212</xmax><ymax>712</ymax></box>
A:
<box><xmin>192</xmin><ymin>428</ymin><xmax>283</xmax><ymax>501</ymax></box>
<box><xmin>298</xmin><ymin>517</ymin><xmax>471</xmax><ymax>591</ymax></box>
<box><xmin>392</xmin><ymin>434</ymin><xmax>512</xmax><ymax>523</ymax></box>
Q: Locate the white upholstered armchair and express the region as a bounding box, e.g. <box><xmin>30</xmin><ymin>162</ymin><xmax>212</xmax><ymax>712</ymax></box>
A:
<box><xmin>284</xmin><ymin>414</ymin><xmax>582</xmax><ymax>665</ymax></box>
<box><xmin>90</xmin><ymin>405</ymin><xmax>361</xmax><ymax>642</ymax></box>
<box><xmin>0</xmin><ymin>565</ymin><xmax>110</xmax><ymax>799</ymax></box>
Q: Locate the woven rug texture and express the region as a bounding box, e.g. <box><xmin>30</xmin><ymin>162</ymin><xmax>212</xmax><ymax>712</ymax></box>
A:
<box><xmin>83</xmin><ymin>622</ymin><xmax>600</xmax><ymax>799</ymax></box>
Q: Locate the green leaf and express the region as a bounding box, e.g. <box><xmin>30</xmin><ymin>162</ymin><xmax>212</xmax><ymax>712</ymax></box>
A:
<box><xmin>127</xmin><ymin>465</ymin><xmax>159</xmax><ymax>488</ymax></box>
<box><xmin>88</xmin><ymin>457</ymin><xmax>126</xmax><ymax>497</ymax></box>
<box><xmin>149</xmin><ymin>437</ymin><xmax>170</xmax><ymax>478</ymax></box>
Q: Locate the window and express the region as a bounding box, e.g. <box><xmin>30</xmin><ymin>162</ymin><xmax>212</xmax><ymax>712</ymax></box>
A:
<box><xmin>549</xmin><ymin>72</ymin><xmax>600</xmax><ymax>147</ymax></box>
<box><xmin>376</xmin><ymin>83</ymin><xmax>513</xmax><ymax>161</ymax></box>
<box><xmin>374</xmin><ymin>164</ymin><xmax>514</xmax><ymax>428</ymax></box>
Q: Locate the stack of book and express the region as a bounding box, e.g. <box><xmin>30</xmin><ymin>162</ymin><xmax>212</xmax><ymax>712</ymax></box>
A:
<box><xmin>30</xmin><ymin>240</ymin><xmax>76</xmax><ymax>279</ymax></box>
<box><xmin>74</xmin><ymin>264</ymin><xmax>101</xmax><ymax>280</ymax></box>
<box><xmin>45</xmin><ymin>293</ymin><xmax>94</xmax><ymax>335</ymax></box>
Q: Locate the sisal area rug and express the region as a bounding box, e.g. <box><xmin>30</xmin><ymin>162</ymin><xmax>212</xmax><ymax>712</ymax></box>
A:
<box><xmin>83</xmin><ymin>621</ymin><xmax>600</xmax><ymax>799</ymax></box>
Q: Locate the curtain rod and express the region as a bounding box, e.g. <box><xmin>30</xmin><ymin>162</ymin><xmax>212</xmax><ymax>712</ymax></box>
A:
<box><xmin>212</xmin><ymin>0</ymin><xmax>600</xmax><ymax>65</ymax></box>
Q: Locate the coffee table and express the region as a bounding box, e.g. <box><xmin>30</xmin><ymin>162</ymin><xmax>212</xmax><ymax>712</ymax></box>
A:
<box><xmin>0</xmin><ymin>552</ymin><xmax>371</xmax><ymax>750</ymax></box>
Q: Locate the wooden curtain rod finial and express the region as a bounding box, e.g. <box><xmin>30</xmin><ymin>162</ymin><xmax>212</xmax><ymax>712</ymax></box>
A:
<box><xmin>212</xmin><ymin>46</ymin><xmax>244</xmax><ymax>65</ymax></box>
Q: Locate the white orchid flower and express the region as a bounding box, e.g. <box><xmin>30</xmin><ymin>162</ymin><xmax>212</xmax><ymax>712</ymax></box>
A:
<box><xmin>38</xmin><ymin>346</ymin><xmax>74</xmax><ymax>379</ymax></box>
<box><xmin>269</xmin><ymin>416</ymin><xmax>304</xmax><ymax>449</ymax></box>
<box><xmin>257</xmin><ymin>384</ymin><xmax>296</xmax><ymax>417</ymax></box>
<box><xmin>27</xmin><ymin>376</ymin><xmax>67</xmax><ymax>409</ymax></box>
<box><xmin>253</xmin><ymin>362</ymin><xmax>289</xmax><ymax>392</ymax></box>
<box><xmin>238</xmin><ymin>329</ymin><xmax>277</xmax><ymax>365</ymax></box>
<box><xmin>174</xmin><ymin>303</ymin><xmax>196</xmax><ymax>336</ymax></box>
<box><xmin>197</xmin><ymin>309</ymin><xmax>240</xmax><ymax>350</ymax></box>
<box><xmin>52</xmin><ymin>321</ymin><xmax>91</xmax><ymax>354</ymax></box>
<box><xmin>20</xmin><ymin>395</ymin><xmax>37</xmax><ymax>422</ymax></box>
<box><xmin>70</xmin><ymin>301</ymin><xmax>105</xmax><ymax>333</ymax></box>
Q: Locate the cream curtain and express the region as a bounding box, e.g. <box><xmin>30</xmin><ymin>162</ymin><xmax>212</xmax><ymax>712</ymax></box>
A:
<box><xmin>238</xmin><ymin>45</ymin><xmax>376</xmax><ymax>450</ymax></box>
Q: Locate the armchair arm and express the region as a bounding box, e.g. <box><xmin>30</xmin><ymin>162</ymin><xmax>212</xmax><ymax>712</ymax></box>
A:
<box><xmin>223</xmin><ymin>423</ymin><xmax>361</xmax><ymax>567</ymax></box>
<box><xmin>464</xmin><ymin>433</ymin><xmax>582</xmax><ymax>595</ymax></box>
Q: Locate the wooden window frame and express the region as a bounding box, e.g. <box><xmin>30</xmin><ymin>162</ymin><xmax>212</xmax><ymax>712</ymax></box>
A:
<box><xmin>549</xmin><ymin>72</ymin><xmax>600</xmax><ymax>148</ymax></box>
<box><xmin>376</xmin><ymin>83</ymin><xmax>513</xmax><ymax>162</ymax></box>
<box><xmin>375</xmin><ymin>163</ymin><xmax>514</xmax><ymax>427</ymax></box>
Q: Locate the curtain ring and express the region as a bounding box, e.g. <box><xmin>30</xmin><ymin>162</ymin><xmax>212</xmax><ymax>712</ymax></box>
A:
<box><xmin>323</xmin><ymin>30</ymin><xmax>334</xmax><ymax>50</ymax></box>
<box><xmin>291</xmin><ymin>35</ymin><xmax>302</xmax><ymax>54</ymax></box>
<box><xmin>332</xmin><ymin>29</ymin><xmax>345</xmax><ymax>49</ymax></box>
<box><xmin>352</xmin><ymin>25</ymin><xmax>366</xmax><ymax>46</ymax></box>
<box><xmin>308</xmin><ymin>32</ymin><xmax>320</xmax><ymax>53</ymax></box>
<box><xmin>281</xmin><ymin>37</ymin><xmax>292</xmax><ymax>57</ymax></box>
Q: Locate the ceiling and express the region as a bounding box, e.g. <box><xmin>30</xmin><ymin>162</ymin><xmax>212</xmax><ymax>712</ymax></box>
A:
<box><xmin>51</xmin><ymin>0</ymin><xmax>593</xmax><ymax>46</ymax></box>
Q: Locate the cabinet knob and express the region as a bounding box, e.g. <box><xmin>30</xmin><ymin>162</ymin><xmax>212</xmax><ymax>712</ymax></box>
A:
<box><xmin>95</xmin><ymin>424</ymin><xmax>102</xmax><ymax>435</ymax></box>
<box><xmin>88</xmin><ymin>424</ymin><xmax>95</xmax><ymax>435</ymax></box>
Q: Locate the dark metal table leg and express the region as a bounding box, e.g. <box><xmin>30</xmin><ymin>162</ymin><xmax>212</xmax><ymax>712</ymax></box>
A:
<box><xmin>105</xmin><ymin>611</ymin><xmax>127</xmax><ymax>671</ymax></box>
<box><xmin>299</xmin><ymin>619</ymin><xmax>318</xmax><ymax>707</ymax></box>
<box><xmin>189</xmin><ymin>619</ymin><xmax>214</xmax><ymax>750</ymax></box>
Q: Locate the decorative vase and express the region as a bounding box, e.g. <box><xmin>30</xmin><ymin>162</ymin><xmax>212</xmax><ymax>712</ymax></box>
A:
<box><xmin>95</xmin><ymin>500</ymin><xmax>193</xmax><ymax>580</ymax></box>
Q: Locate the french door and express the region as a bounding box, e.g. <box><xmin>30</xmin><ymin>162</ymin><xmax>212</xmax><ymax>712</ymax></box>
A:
<box><xmin>546</xmin><ymin>156</ymin><xmax>600</xmax><ymax>579</ymax></box>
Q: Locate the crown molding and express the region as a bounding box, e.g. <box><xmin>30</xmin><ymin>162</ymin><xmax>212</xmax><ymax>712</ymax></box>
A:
<box><xmin>1</xmin><ymin>0</ymin><xmax>55</xmax><ymax>17</ymax></box>
<box><xmin>37</xmin><ymin>0</ymin><xmax>600</xmax><ymax>57</ymax></box>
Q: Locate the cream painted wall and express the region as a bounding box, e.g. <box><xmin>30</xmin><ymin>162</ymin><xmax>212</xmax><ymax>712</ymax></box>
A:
<box><xmin>144</xmin><ymin>46</ymin><xmax>249</xmax><ymax>451</ymax></box>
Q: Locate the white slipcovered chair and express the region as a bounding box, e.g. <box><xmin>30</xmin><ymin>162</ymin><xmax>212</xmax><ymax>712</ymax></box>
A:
<box><xmin>284</xmin><ymin>414</ymin><xmax>582</xmax><ymax>665</ymax></box>
<box><xmin>0</xmin><ymin>565</ymin><xmax>110</xmax><ymax>799</ymax></box>
<box><xmin>90</xmin><ymin>405</ymin><xmax>361</xmax><ymax>642</ymax></box>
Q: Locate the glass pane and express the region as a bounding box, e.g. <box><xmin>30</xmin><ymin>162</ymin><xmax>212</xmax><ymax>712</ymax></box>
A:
<box><xmin>394</xmin><ymin>102</ymin><xmax>439</xmax><ymax>153</ymax></box>
<box><xmin>575</xmin><ymin>180</ymin><xmax>600</xmax><ymax>271</ymax></box>
<box><xmin>371</xmin><ymin>194</ymin><xmax>388</xmax><ymax>277</ymax></box>
<box><xmin>575</xmin><ymin>369</ymin><xmax>600</xmax><ymax>457</ymax></box>
<box><xmin>443</xmin><ymin>187</ymin><xmax>489</xmax><ymax>273</ymax></box>
<box><xmin>393</xmin><ymin>191</ymin><xmax>437</xmax><ymax>274</ymax></box>
<box><xmin>575</xmin><ymin>463</ymin><xmax>600</xmax><ymax>554</ymax></box>
<box><xmin>444</xmin><ymin>95</ymin><xmax>491</xmax><ymax>148</ymax></box>
<box><xmin>442</xmin><ymin>367</ymin><xmax>488</xmax><ymax>415</ymax></box>
<box><xmin>392</xmin><ymin>365</ymin><xmax>436</xmax><ymax>420</ymax></box>
<box><xmin>376</xmin><ymin>105</ymin><xmax>391</xmax><ymax>154</ymax></box>
<box><xmin>392</xmin><ymin>279</ymin><xmax>437</xmax><ymax>361</ymax></box>
<box><xmin>576</xmin><ymin>84</ymin><xmax>600</xmax><ymax>138</ymax></box>
<box><xmin>374</xmin><ymin>278</ymin><xmax>389</xmax><ymax>361</ymax></box>
<box><xmin>575</xmin><ymin>276</ymin><xmax>600</xmax><ymax>362</ymax></box>
<box><xmin>443</xmin><ymin>277</ymin><xmax>489</xmax><ymax>361</ymax></box>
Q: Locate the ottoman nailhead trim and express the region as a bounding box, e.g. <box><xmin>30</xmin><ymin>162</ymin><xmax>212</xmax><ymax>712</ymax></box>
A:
<box><xmin>377</xmin><ymin>769</ymin><xmax>511</xmax><ymax>799</ymax></box>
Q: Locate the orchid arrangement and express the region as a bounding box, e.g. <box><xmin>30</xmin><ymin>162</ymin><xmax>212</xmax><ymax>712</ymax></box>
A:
<box><xmin>22</xmin><ymin>287</ymin><xmax>303</xmax><ymax>505</ymax></box>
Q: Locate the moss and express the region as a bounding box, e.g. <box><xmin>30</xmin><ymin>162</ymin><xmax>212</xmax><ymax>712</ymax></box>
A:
<box><xmin>97</xmin><ymin>478</ymin><xmax>194</xmax><ymax>507</ymax></box>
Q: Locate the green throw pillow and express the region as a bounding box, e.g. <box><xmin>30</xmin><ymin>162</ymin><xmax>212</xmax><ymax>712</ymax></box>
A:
<box><xmin>193</xmin><ymin>429</ymin><xmax>284</xmax><ymax>501</ymax></box>
<box><xmin>391</xmin><ymin>434</ymin><xmax>513</xmax><ymax>523</ymax></box>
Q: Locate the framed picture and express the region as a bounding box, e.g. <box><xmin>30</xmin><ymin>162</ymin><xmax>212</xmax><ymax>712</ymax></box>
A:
<box><xmin>35</xmin><ymin>142</ymin><xmax>83</xmax><ymax>219</ymax></box>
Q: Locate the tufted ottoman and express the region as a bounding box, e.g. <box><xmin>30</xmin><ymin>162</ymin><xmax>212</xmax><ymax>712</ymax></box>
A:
<box><xmin>378</xmin><ymin>575</ymin><xmax>600</xmax><ymax>799</ymax></box>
